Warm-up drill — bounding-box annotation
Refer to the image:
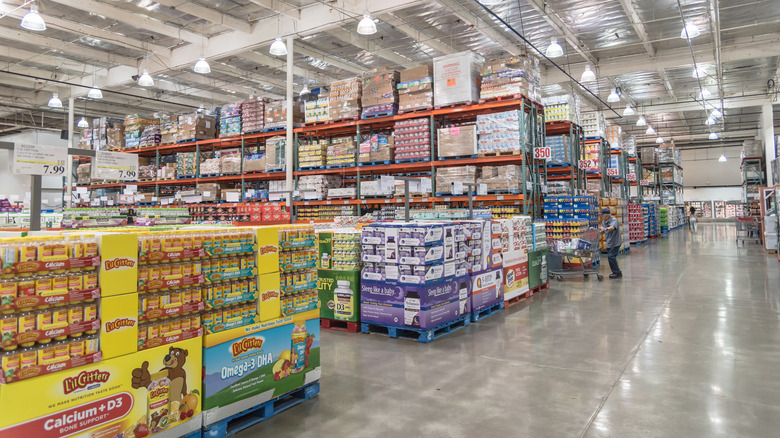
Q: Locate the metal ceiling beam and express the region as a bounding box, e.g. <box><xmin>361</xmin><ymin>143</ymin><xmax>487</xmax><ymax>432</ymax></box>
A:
<box><xmin>0</xmin><ymin>27</ymin><xmax>138</xmax><ymax>67</ymax></box>
<box><xmin>707</xmin><ymin>0</ymin><xmax>725</xmax><ymax>108</ymax></box>
<box><xmin>381</xmin><ymin>13</ymin><xmax>458</xmax><ymax>56</ymax></box>
<box><xmin>294</xmin><ymin>41</ymin><xmax>366</xmax><ymax>75</ymax></box>
<box><xmin>525</xmin><ymin>0</ymin><xmax>598</xmax><ymax>66</ymax></box>
<box><xmin>46</xmin><ymin>0</ymin><xmax>202</xmax><ymax>44</ymax></box>
<box><xmin>247</xmin><ymin>0</ymin><xmax>301</xmax><ymax>20</ymax></box>
<box><xmin>238</xmin><ymin>50</ymin><xmax>339</xmax><ymax>84</ymax></box>
<box><xmin>640</xmin><ymin>95</ymin><xmax>771</xmax><ymax>115</ymax></box>
<box><xmin>152</xmin><ymin>0</ymin><xmax>253</xmax><ymax>34</ymax></box>
<box><xmin>208</xmin><ymin>64</ymin><xmax>286</xmax><ymax>99</ymax></box>
<box><xmin>434</xmin><ymin>0</ymin><xmax>520</xmax><ymax>56</ymax></box>
<box><xmin>542</xmin><ymin>34</ymin><xmax>780</xmax><ymax>85</ymax></box>
<box><xmin>169</xmin><ymin>72</ymin><xmax>254</xmax><ymax>99</ymax></box>
<box><xmin>327</xmin><ymin>28</ymin><xmax>418</xmax><ymax>69</ymax></box>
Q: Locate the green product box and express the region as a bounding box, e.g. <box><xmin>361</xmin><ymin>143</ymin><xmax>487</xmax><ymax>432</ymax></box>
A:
<box><xmin>317</xmin><ymin>231</ymin><xmax>333</xmax><ymax>269</ymax></box>
<box><xmin>528</xmin><ymin>249</ymin><xmax>549</xmax><ymax>289</ymax></box>
<box><xmin>317</xmin><ymin>269</ymin><xmax>360</xmax><ymax>322</ymax></box>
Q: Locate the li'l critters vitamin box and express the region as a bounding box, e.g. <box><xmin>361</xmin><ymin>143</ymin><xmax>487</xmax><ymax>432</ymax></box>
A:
<box><xmin>0</xmin><ymin>337</ymin><xmax>201</xmax><ymax>438</ymax></box>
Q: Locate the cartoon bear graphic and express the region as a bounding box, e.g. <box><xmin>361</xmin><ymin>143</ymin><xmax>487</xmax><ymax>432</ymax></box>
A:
<box><xmin>131</xmin><ymin>346</ymin><xmax>189</xmax><ymax>403</ymax></box>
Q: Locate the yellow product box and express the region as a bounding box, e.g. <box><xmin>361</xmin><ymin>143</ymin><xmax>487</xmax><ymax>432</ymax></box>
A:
<box><xmin>100</xmin><ymin>293</ymin><xmax>139</xmax><ymax>359</ymax></box>
<box><xmin>258</xmin><ymin>271</ymin><xmax>282</xmax><ymax>322</ymax></box>
<box><xmin>99</xmin><ymin>233</ymin><xmax>138</xmax><ymax>297</ymax></box>
<box><xmin>0</xmin><ymin>337</ymin><xmax>202</xmax><ymax>438</ymax></box>
<box><xmin>255</xmin><ymin>226</ymin><xmax>280</xmax><ymax>275</ymax></box>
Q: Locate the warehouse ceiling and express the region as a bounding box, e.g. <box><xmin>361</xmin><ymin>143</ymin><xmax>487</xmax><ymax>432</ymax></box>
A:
<box><xmin>0</xmin><ymin>0</ymin><xmax>777</xmax><ymax>146</ymax></box>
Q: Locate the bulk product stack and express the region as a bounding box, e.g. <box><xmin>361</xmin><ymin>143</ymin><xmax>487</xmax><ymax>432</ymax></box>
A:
<box><xmin>241</xmin><ymin>96</ymin><xmax>266</xmax><ymax>134</ymax></box>
<box><xmin>219</xmin><ymin>102</ymin><xmax>242</xmax><ymax>138</ymax></box>
<box><xmin>265</xmin><ymin>100</ymin><xmax>304</xmax><ymax>131</ymax></box>
<box><xmin>542</xmin><ymin>196</ymin><xmax>598</xmax><ymax>268</ymax></box>
<box><xmin>358</xmin><ymin>133</ymin><xmax>394</xmax><ymax>164</ymax></box>
<box><xmin>298</xmin><ymin>139</ymin><xmax>328</xmax><ymax>169</ymax></box>
<box><xmin>479</xmin><ymin>54</ymin><xmax>541</xmax><ymax>102</ymax></box>
<box><xmin>124</xmin><ymin>115</ymin><xmax>159</xmax><ymax>150</ymax></box>
<box><xmin>580</xmin><ymin>112</ymin><xmax>606</xmax><ymax>138</ymax></box>
<box><xmin>179</xmin><ymin>112</ymin><xmax>216</xmax><ymax>142</ymax></box>
<box><xmin>397</xmin><ymin>65</ymin><xmax>433</xmax><ymax>113</ymax></box>
<box><xmin>304</xmin><ymin>95</ymin><xmax>329</xmax><ymax>123</ymax></box>
<box><xmin>361</xmin><ymin>67</ymin><xmax>399</xmax><ymax>118</ymax></box>
<box><xmin>605</xmin><ymin>125</ymin><xmax>622</xmax><ymax>151</ymax></box>
<box><xmin>433</xmin><ymin>51</ymin><xmax>483</xmax><ymax>107</ymax></box>
<box><xmin>545</xmin><ymin>135</ymin><xmax>573</xmax><ymax>166</ymax></box>
<box><xmin>394</xmin><ymin>117</ymin><xmax>433</xmax><ymax>162</ymax></box>
<box><xmin>326</xmin><ymin>136</ymin><xmax>358</xmax><ymax>168</ymax></box>
<box><xmin>476</xmin><ymin>110</ymin><xmax>528</xmax><ymax>155</ymax></box>
<box><xmin>317</xmin><ymin>229</ymin><xmax>362</xmax><ymax>332</ymax></box>
<box><xmin>542</xmin><ymin>94</ymin><xmax>580</xmax><ymax>124</ymax></box>
<box><xmin>159</xmin><ymin>112</ymin><xmax>179</xmax><ymax>145</ymax></box>
<box><xmin>627</xmin><ymin>204</ymin><xmax>646</xmax><ymax>244</ymax></box>
<box><xmin>329</xmin><ymin>77</ymin><xmax>362</xmax><ymax>121</ymax></box>
<box><xmin>643</xmin><ymin>203</ymin><xmax>659</xmax><ymax>238</ymax></box>
<box><xmin>437</xmin><ymin>124</ymin><xmax>478</xmax><ymax>158</ymax></box>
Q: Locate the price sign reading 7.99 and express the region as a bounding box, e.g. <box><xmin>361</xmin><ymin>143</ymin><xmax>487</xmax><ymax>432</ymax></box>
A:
<box><xmin>92</xmin><ymin>151</ymin><xmax>139</xmax><ymax>181</ymax></box>
<box><xmin>12</xmin><ymin>143</ymin><xmax>67</xmax><ymax>176</ymax></box>
<box><xmin>533</xmin><ymin>146</ymin><xmax>551</xmax><ymax>160</ymax></box>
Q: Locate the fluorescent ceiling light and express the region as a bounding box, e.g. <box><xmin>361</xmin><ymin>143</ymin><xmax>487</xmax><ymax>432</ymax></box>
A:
<box><xmin>478</xmin><ymin>0</ymin><xmax>502</xmax><ymax>5</ymax></box>
<box><xmin>709</xmin><ymin>132</ymin><xmax>719</xmax><ymax>140</ymax></box>
<box><xmin>193</xmin><ymin>58</ymin><xmax>211</xmax><ymax>74</ymax></box>
<box><xmin>681</xmin><ymin>23</ymin><xmax>700</xmax><ymax>39</ymax></box>
<box><xmin>623</xmin><ymin>105</ymin><xmax>635</xmax><ymax>116</ymax></box>
<box><xmin>636</xmin><ymin>116</ymin><xmax>647</xmax><ymax>126</ymax></box>
<box><xmin>699</xmin><ymin>88</ymin><xmax>711</xmax><ymax>99</ymax></box>
<box><xmin>711</xmin><ymin>109</ymin><xmax>722</xmax><ymax>118</ymax></box>
<box><xmin>646</xmin><ymin>125</ymin><xmax>655</xmax><ymax>135</ymax></box>
<box><xmin>607</xmin><ymin>89</ymin><xmax>620</xmax><ymax>103</ymax></box>
<box><xmin>656</xmin><ymin>136</ymin><xmax>664</xmax><ymax>144</ymax></box>
<box><xmin>47</xmin><ymin>93</ymin><xmax>62</xmax><ymax>108</ymax></box>
<box><xmin>545</xmin><ymin>38</ymin><xmax>563</xmax><ymax>58</ymax></box>
<box><xmin>138</xmin><ymin>70</ymin><xmax>154</xmax><ymax>87</ymax></box>
<box><xmin>77</xmin><ymin>117</ymin><xmax>89</xmax><ymax>128</ymax></box>
<box><xmin>581</xmin><ymin>65</ymin><xmax>596</xmax><ymax>82</ymax></box>
<box><xmin>20</xmin><ymin>5</ymin><xmax>46</xmax><ymax>31</ymax></box>
<box><xmin>692</xmin><ymin>66</ymin><xmax>706</xmax><ymax>78</ymax></box>
<box><xmin>269</xmin><ymin>37</ymin><xmax>287</xmax><ymax>56</ymax></box>
<box><xmin>87</xmin><ymin>86</ymin><xmax>102</xmax><ymax>99</ymax></box>
<box><xmin>357</xmin><ymin>11</ymin><xmax>377</xmax><ymax>35</ymax></box>
<box><xmin>719</xmin><ymin>154</ymin><xmax>727</xmax><ymax>162</ymax></box>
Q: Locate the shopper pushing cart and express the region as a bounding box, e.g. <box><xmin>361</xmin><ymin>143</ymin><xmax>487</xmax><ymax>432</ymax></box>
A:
<box><xmin>599</xmin><ymin>208</ymin><xmax>623</xmax><ymax>279</ymax></box>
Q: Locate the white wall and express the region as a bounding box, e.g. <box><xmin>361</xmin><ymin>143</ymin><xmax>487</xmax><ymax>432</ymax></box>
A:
<box><xmin>0</xmin><ymin>130</ymin><xmax>68</xmax><ymax>210</ymax></box>
<box><xmin>683</xmin><ymin>187</ymin><xmax>742</xmax><ymax>202</ymax></box>
<box><xmin>681</xmin><ymin>145</ymin><xmax>742</xmax><ymax>187</ymax></box>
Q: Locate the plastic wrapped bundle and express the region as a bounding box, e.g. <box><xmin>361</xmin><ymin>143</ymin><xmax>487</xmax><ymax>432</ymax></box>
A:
<box><xmin>433</xmin><ymin>51</ymin><xmax>483</xmax><ymax>106</ymax></box>
<box><xmin>477</xmin><ymin>165</ymin><xmax>521</xmax><ymax>193</ymax></box>
<box><xmin>476</xmin><ymin>110</ymin><xmax>528</xmax><ymax>154</ymax></box>
<box><xmin>542</xmin><ymin>94</ymin><xmax>580</xmax><ymax>124</ymax></box>
<box><xmin>219</xmin><ymin>102</ymin><xmax>242</xmax><ymax>138</ymax></box>
<box><xmin>241</xmin><ymin>97</ymin><xmax>266</xmax><ymax>134</ymax></box>
<box><xmin>220</xmin><ymin>153</ymin><xmax>241</xmax><ymax>175</ymax></box>
<box><xmin>743</xmin><ymin>140</ymin><xmax>763</xmax><ymax>158</ymax></box>
<box><xmin>656</xmin><ymin>146</ymin><xmax>676</xmax><ymax>164</ymax></box>
<box><xmin>329</xmin><ymin>77</ymin><xmax>362</xmax><ymax>121</ymax></box>
<box><xmin>480</xmin><ymin>55</ymin><xmax>540</xmax><ymax>101</ymax></box>
<box><xmin>624</xmin><ymin>135</ymin><xmax>636</xmax><ymax>156</ymax></box>
<box><xmin>605</xmin><ymin>125</ymin><xmax>622</xmax><ymax>150</ymax></box>
<box><xmin>265</xmin><ymin>136</ymin><xmax>286</xmax><ymax>172</ymax></box>
<box><xmin>639</xmin><ymin>147</ymin><xmax>656</xmax><ymax>165</ymax></box>
<box><xmin>298</xmin><ymin>175</ymin><xmax>342</xmax><ymax>199</ymax></box>
<box><xmin>545</xmin><ymin>135</ymin><xmax>572</xmax><ymax>165</ymax></box>
<box><xmin>435</xmin><ymin>166</ymin><xmax>477</xmax><ymax>193</ymax></box>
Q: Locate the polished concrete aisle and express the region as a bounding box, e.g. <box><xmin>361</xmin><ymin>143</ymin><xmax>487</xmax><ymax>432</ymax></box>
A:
<box><xmin>237</xmin><ymin>223</ymin><xmax>780</xmax><ymax>437</ymax></box>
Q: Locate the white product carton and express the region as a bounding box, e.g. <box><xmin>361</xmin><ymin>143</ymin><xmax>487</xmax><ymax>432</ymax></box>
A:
<box><xmin>433</xmin><ymin>51</ymin><xmax>484</xmax><ymax>107</ymax></box>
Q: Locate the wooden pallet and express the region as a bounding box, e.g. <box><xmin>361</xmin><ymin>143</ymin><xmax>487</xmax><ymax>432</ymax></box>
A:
<box><xmin>398</xmin><ymin>106</ymin><xmax>433</xmax><ymax>115</ymax></box>
<box><xmin>478</xmin><ymin>94</ymin><xmax>525</xmax><ymax>104</ymax></box>
<box><xmin>320</xmin><ymin>318</ymin><xmax>360</xmax><ymax>333</ymax></box>
<box><xmin>478</xmin><ymin>150</ymin><xmax>523</xmax><ymax>158</ymax></box>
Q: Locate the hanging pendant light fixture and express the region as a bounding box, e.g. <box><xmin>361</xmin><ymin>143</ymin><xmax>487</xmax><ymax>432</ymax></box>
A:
<box><xmin>478</xmin><ymin>0</ymin><xmax>502</xmax><ymax>5</ymax></box>
<box><xmin>357</xmin><ymin>10</ymin><xmax>377</xmax><ymax>35</ymax></box>
<box><xmin>193</xmin><ymin>58</ymin><xmax>211</xmax><ymax>74</ymax></box>
<box><xmin>646</xmin><ymin>125</ymin><xmax>655</xmax><ymax>135</ymax></box>
<box><xmin>20</xmin><ymin>3</ymin><xmax>46</xmax><ymax>31</ymax></box>
<box><xmin>692</xmin><ymin>66</ymin><xmax>706</xmax><ymax>78</ymax></box>
<box><xmin>580</xmin><ymin>65</ymin><xmax>596</xmax><ymax>82</ymax></box>
<box><xmin>269</xmin><ymin>37</ymin><xmax>287</xmax><ymax>56</ymax></box>
<box><xmin>636</xmin><ymin>116</ymin><xmax>647</xmax><ymax>126</ymax></box>
<box><xmin>709</xmin><ymin>132</ymin><xmax>719</xmax><ymax>140</ymax></box>
<box><xmin>623</xmin><ymin>105</ymin><xmax>635</xmax><ymax>116</ymax></box>
<box><xmin>77</xmin><ymin>117</ymin><xmax>89</xmax><ymax>128</ymax></box>
<box><xmin>656</xmin><ymin>136</ymin><xmax>664</xmax><ymax>144</ymax></box>
<box><xmin>607</xmin><ymin>88</ymin><xmax>620</xmax><ymax>103</ymax></box>
<box><xmin>711</xmin><ymin>108</ymin><xmax>722</xmax><ymax>118</ymax></box>
<box><xmin>300</xmin><ymin>83</ymin><xmax>310</xmax><ymax>96</ymax></box>
<box><xmin>87</xmin><ymin>86</ymin><xmax>102</xmax><ymax>99</ymax></box>
<box><xmin>681</xmin><ymin>23</ymin><xmax>700</xmax><ymax>39</ymax></box>
<box><xmin>719</xmin><ymin>153</ymin><xmax>727</xmax><ymax>162</ymax></box>
<box><xmin>138</xmin><ymin>70</ymin><xmax>154</xmax><ymax>87</ymax></box>
<box><xmin>47</xmin><ymin>93</ymin><xmax>62</xmax><ymax>108</ymax></box>
<box><xmin>545</xmin><ymin>38</ymin><xmax>563</xmax><ymax>58</ymax></box>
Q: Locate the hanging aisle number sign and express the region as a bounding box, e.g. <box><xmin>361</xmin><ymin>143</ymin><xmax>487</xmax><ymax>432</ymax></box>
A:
<box><xmin>606</xmin><ymin>168</ymin><xmax>619</xmax><ymax>177</ymax></box>
<box><xmin>12</xmin><ymin>143</ymin><xmax>67</xmax><ymax>176</ymax></box>
<box><xmin>640</xmin><ymin>179</ymin><xmax>650</xmax><ymax>186</ymax></box>
<box><xmin>626</xmin><ymin>173</ymin><xmax>637</xmax><ymax>181</ymax></box>
<box><xmin>92</xmin><ymin>151</ymin><xmax>139</xmax><ymax>180</ymax></box>
<box><xmin>533</xmin><ymin>146</ymin><xmax>551</xmax><ymax>160</ymax></box>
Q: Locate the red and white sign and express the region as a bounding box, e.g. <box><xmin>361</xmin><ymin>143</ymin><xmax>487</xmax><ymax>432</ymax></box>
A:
<box><xmin>640</xmin><ymin>179</ymin><xmax>650</xmax><ymax>186</ymax></box>
<box><xmin>533</xmin><ymin>147</ymin><xmax>551</xmax><ymax>160</ymax></box>
<box><xmin>627</xmin><ymin>173</ymin><xmax>637</xmax><ymax>181</ymax></box>
<box><xmin>606</xmin><ymin>168</ymin><xmax>619</xmax><ymax>177</ymax></box>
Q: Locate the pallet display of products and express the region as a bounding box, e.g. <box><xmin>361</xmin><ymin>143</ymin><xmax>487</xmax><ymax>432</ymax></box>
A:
<box><xmin>277</xmin><ymin>226</ymin><xmax>319</xmax><ymax>317</ymax></box>
<box><xmin>394</xmin><ymin>118</ymin><xmax>432</xmax><ymax>161</ymax></box>
<box><xmin>241</xmin><ymin>96</ymin><xmax>266</xmax><ymax>134</ymax></box>
<box><xmin>298</xmin><ymin>140</ymin><xmax>327</xmax><ymax>169</ymax></box>
<box><xmin>433</xmin><ymin>51</ymin><xmax>483</xmax><ymax>107</ymax></box>
<box><xmin>477</xmin><ymin>166</ymin><xmax>521</xmax><ymax>193</ymax></box>
<box><xmin>624</xmin><ymin>135</ymin><xmax>637</xmax><ymax>156</ymax></box>
<box><xmin>298</xmin><ymin>175</ymin><xmax>342</xmax><ymax>200</ymax></box>
<box><xmin>542</xmin><ymin>196</ymin><xmax>598</xmax><ymax>226</ymax></box>
<box><xmin>124</xmin><ymin>115</ymin><xmax>158</xmax><ymax>150</ymax></box>
<box><xmin>305</xmin><ymin>96</ymin><xmax>329</xmax><ymax>123</ymax></box>
<box><xmin>264</xmin><ymin>100</ymin><xmax>304</xmax><ymax>131</ymax></box>
<box><xmin>438</xmin><ymin>124</ymin><xmax>477</xmax><ymax>158</ymax></box>
<box><xmin>61</xmin><ymin>208</ymin><xmax>129</xmax><ymax>228</ymax></box>
<box><xmin>436</xmin><ymin>166</ymin><xmax>477</xmax><ymax>194</ymax></box>
<box><xmin>219</xmin><ymin>102</ymin><xmax>242</xmax><ymax>138</ymax></box>
<box><xmin>134</xmin><ymin>208</ymin><xmax>191</xmax><ymax>226</ymax></box>
<box><xmin>329</xmin><ymin>76</ymin><xmax>362</xmax><ymax>121</ymax></box>
<box><xmin>358</xmin><ymin>134</ymin><xmax>394</xmax><ymax>164</ymax></box>
<box><xmin>476</xmin><ymin>110</ymin><xmax>528</xmax><ymax>154</ymax></box>
<box><xmin>605</xmin><ymin>125</ymin><xmax>622</xmax><ymax>151</ymax></box>
<box><xmin>140</xmin><ymin>123</ymin><xmax>162</xmax><ymax>149</ymax></box>
<box><xmin>580</xmin><ymin>112</ymin><xmax>605</xmax><ymax>138</ymax></box>
<box><xmin>317</xmin><ymin>230</ymin><xmax>362</xmax><ymax>327</ymax></box>
<box><xmin>266</xmin><ymin>136</ymin><xmax>286</xmax><ymax>172</ymax></box>
<box><xmin>544</xmin><ymin>219</ymin><xmax>589</xmax><ymax>241</ymax></box>
<box><xmin>542</xmin><ymin>94</ymin><xmax>580</xmax><ymax>124</ymax></box>
<box><xmin>397</xmin><ymin>65</ymin><xmax>433</xmax><ymax>112</ymax></box>
<box><xmin>643</xmin><ymin>203</ymin><xmax>659</xmax><ymax>238</ymax></box>
<box><xmin>159</xmin><ymin>112</ymin><xmax>179</xmax><ymax>145</ymax></box>
<box><xmin>628</xmin><ymin>204</ymin><xmax>646</xmax><ymax>243</ymax></box>
<box><xmin>178</xmin><ymin>112</ymin><xmax>216</xmax><ymax>141</ymax></box>
<box><xmin>479</xmin><ymin>54</ymin><xmax>541</xmax><ymax>101</ymax></box>
<box><xmin>326</xmin><ymin>137</ymin><xmax>357</xmax><ymax>167</ymax></box>
<box><xmin>545</xmin><ymin>135</ymin><xmax>573</xmax><ymax>165</ymax></box>
<box><xmin>361</xmin><ymin>67</ymin><xmax>399</xmax><ymax>117</ymax></box>
<box><xmin>297</xmin><ymin>205</ymin><xmax>357</xmax><ymax>222</ymax></box>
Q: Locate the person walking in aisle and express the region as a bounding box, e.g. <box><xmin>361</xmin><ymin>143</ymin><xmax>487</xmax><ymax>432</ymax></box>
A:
<box><xmin>689</xmin><ymin>206</ymin><xmax>698</xmax><ymax>234</ymax></box>
<box><xmin>599</xmin><ymin>208</ymin><xmax>623</xmax><ymax>279</ymax></box>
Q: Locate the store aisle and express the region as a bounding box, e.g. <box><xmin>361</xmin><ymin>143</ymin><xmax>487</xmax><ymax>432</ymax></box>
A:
<box><xmin>237</xmin><ymin>223</ymin><xmax>780</xmax><ymax>438</ymax></box>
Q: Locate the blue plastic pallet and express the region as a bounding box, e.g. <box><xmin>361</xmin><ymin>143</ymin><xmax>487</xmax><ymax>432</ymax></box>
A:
<box><xmin>178</xmin><ymin>138</ymin><xmax>205</xmax><ymax>143</ymax></box>
<box><xmin>325</xmin><ymin>164</ymin><xmax>356</xmax><ymax>169</ymax></box>
<box><xmin>546</xmin><ymin>162</ymin><xmax>572</xmax><ymax>168</ymax></box>
<box><xmin>298</xmin><ymin>165</ymin><xmax>325</xmax><ymax>171</ymax></box>
<box><xmin>361</xmin><ymin>314</ymin><xmax>470</xmax><ymax>343</ymax></box>
<box><xmin>487</xmin><ymin>189</ymin><xmax>521</xmax><ymax>195</ymax></box>
<box><xmin>177</xmin><ymin>175</ymin><xmax>197</xmax><ymax>179</ymax></box>
<box><xmin>396</xmin><ymin>157</ymin><xmax>431</xmax><ymax>164</ymax></box>
<box><xmin>470</xmin><ymin>301</ymin><xmax>505</xmax><ymax>323</ymax></box>
<box><xmin>262</xmin><ymin>126</ymin><xmax>286</xmax><ymax>132</ymax></box>
<box><xmin>438</xmin><ymin>154</ymin><xmax>478</xmax><ymax>160</ymax></box>
<box><xmin>202</xmin><ymin>382</ymin><xmax>320</xmax><ymax>438</ymax></box>
<box><xmin>358</xmin><ymin>160</ymin><xmax>392</xmax><ymax>166</ymax></box>
<box><xmin>200</xmin><ymin>173</ymin><xmax>220</xmax><ymax>178</ymax></box>
<box><xmin>361</xmin><ymin>111</ymin><xmax>396</xmax><ymax>119</ymax></box>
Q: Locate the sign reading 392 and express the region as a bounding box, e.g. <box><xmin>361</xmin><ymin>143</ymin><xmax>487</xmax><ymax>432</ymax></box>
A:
<box><xmin>12</xmin><ymin>143</ymin><xmax>67</xmax><ymax>176</ymax></box>
<box><xmin>92</xmin><ymin>151</ymin><xmax>139</xmax><ymax>181</ymax></box>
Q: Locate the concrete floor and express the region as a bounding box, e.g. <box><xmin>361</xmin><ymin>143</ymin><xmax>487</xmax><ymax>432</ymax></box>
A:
<box><xmin>236</xmin><ymin>223</ymin><xmax>780</xmax><ymax>437</ymax></box>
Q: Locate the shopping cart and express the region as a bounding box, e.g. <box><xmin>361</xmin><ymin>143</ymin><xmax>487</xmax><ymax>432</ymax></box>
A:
<box><xmin>735</xmin><ymin>216</ymin><xmax>761</xmax><ymax>245</ymax></box>
<box><xmin>548</xmin><ymin>229</ymin><xmax>603</xmax><ymax>281</ymax></box>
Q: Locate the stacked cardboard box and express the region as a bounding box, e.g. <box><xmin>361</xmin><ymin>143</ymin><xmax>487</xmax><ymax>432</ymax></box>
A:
<box><xmin>639</xmin><ymin>147</ymin><xmax>656</xmax><ymax>165</ymax></box>
<box><xmin>78</xmin><ymin>129</ymin><xmax>92</xmax><ymax>150</ymax></box>
<box><xmin>326</xmin><ymin>137</ymin><xmax>356</xmax><ymax>167</ymax></box>
<box><xmin>243</xmin><ymin>154</ymin><xmax>266</xmax><ymax>173</ymax></box>
<box><xmin>743</xmin><ymin>139</ymin><xmax>763</xmax><ymax>158</ymax></box>
<box><xmin>157</xmin><ymin>164</ymin><xmax>176</xmax><ymax>180</ymax></box>
<box><xmin>480</xmin><ymin>55</ymin><xmax>540</xmax><ymax>101</ymax></box>
<box><xmin>476</xmin><ymin>110</ymin><xmax>526</xmax><ymax>154</ymax></box>
<box><xmin>219</xmin><ymin>102</ymin><xmax>242</xmax><ymax>138</ymax></box>
<box><xmin>394</xmin><ymin>118</ymin><xmax>432</xmax><ymax>161</ymax></box>
<box><xmin>433</xmin><ymin>51</ymin><xmax>483</xmax><ymax>107</ymax></box>
<box><xmin>176</xmin><ymin>152</ymin><xmax>197</xmax><ymax>177</ymax></box>
<box><xmin>139</xmin><ymin>124</ymin><xmax>161</xmax><ymax>148</ymax></box>
<box><xmin>77</xmin><ymin>163</ymin><xmax>91</xmax><ymax>184</ymax></box>
<box><xmin>580</xmin><ymin>112</ymin><xmax>605</xmax><ymax>138</ymax></box>
<box><xmin>220</xmin><ymin>150</ymin><xmax>241</xmax><ymax>175</ymax></box>
<box><xmin>397</xmin><ymin>65</ymin><xmax>433</xmax><ymax>112</ymax></box>
<box><xmin>304</xmin><ymin>96</ymin><xmax>329</xmax><ymax>123</ymax></box>
<box><xmin>91</xmin><ymin>117</ymin><xmax>124</xmax><ymax>151</ymax></box>
<box><xmin>298</xmin><ymin>140</ymin><xmax>327</xmax><ymax>169</ymax></box>
<box><xmin>329</xmin><ymin>77</ymin><xmax>361</xmax><ymax>121</ymax></box>
<box><xmin>178</xmin><ymin>113</ymin><xmax>216</xmax><ymax>140</ymax></box>
<box><xmin>265</xmin><ymin>136</ymin><xmax>286</xmax><ymax>171</ymax></box>
<box><xmin>298</xmin><ymin>175</ymin><xmax>342</xmax><ymax>199</ymax></box>
<box><xmin>477</xmin><ymin>165</ymin><xmax>521</xmax><ymax>193</ymax></box>
<box><xmin>542</xmin><ymin>94</ymin><xmax>580</xmax><ymax>124</ymax></box>
<box><xmin>624</xmin><ymin>135</ymin><xmax>636</xmax><ymax>156</ymax></box>
<box><xmin>241</xmin><ymin>97</ymin><xmax>265</xmax><ymax>133</ymax></box>
<box><xmin>124</xmin><ymin>115</ymin><xmax>158</xmax><ymax>149</ymax></box>
<box><xmin>198</xmin><ymin>183</ymin><xmax>220</xmax><ymax>202</ymax></box>
<box><xmin>435</xmin><ymin>166</ymin><xmax>477</xmax><ymax>193</ymax></box>
<box><xmin>437</xmin><ymin>125</ymin><xmax>477</xmax><ymax>158</ymax></box>
<box><xmin>264</xmin><ymin>100</ymin><xmax>303</xmax><ymax>131</ymax></box>
<box><xmin>106</xmin><ymin>125</ymin><xmax>124</xmax><ymax>151</ymax></box>
<box><xmin>361</xmin><ymin>67</ymin><xmax>399</xmax><ymax>117</ymax></box>
<box><xmin>159</xmin><ymin>113</ymin><xmax>179</xmax><ymax>145</ymax></box>
<box><xmin>605</xmin><ymin>125</ymin><xmax>622</xmax><ymax>150</ymax></box>
<box><xmin>545</xmin><ymin>135</ymin><xmax>572</xmax><ymax>165</ymax></box>
<box><xmin>358</xmin><ymin>134</ymin><xmax>394</xmax><ymax>163</ymax></box>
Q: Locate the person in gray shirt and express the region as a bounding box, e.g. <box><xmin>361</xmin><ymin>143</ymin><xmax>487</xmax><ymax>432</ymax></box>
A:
<box><xmin>599</xmin><ymin>208</ymin><xmax>622</xmax><ymax>279</ymax></box>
